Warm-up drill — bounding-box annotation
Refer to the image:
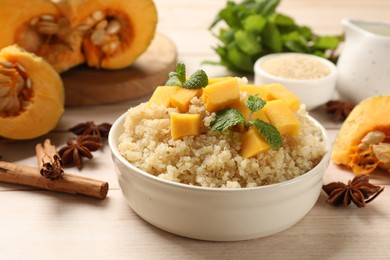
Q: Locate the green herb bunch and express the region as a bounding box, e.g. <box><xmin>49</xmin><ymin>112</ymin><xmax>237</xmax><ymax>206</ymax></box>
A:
<box><xmin>208</xmin><ymin>0</ymin><xmax>342</xmax><ymax>73</ymax></box>
<box><xmin>210</xmin><ymin>95</ymin><xmax>282</xmax><ymax>148</ymax></box>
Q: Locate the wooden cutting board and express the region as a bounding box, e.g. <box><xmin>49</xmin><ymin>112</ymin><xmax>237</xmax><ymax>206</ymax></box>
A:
<box><xmin>61</xmin><ymin>33</ymin><xmax>177</xmax><ymax>106</ymax></box>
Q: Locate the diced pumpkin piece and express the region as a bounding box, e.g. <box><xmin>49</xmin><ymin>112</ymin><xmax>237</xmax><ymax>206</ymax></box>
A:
<box><xmin>262</xmin><ymin>100</ymin><xmax>301</xmax><ymax>136</ymax></box>
<box><xmin>202</xmin><ymin>77</ymin><xmax>240</xmax><ymax>112</ymax></box>
<box><xmin>208</xmin><ymin>77</ymin><xmax>232</xmax><ymax>85</ymax></box>
<box><xmin>264</xmin><ymin>83</ymin><xmax>300</xmax><ymax>111</ymax></box>
<box><xmin>170</xmin><ymin>112</ymin><xmax>201</xmax><ymax>140</ymax></box>
<box><xmin>332</xmin><ymin>96</ymin><xmax>390</xmax><ymax>169</ymax></box>
<box><xmin>148</xmin><ymin>86</ymin><xmax>178</xmax><ymax>107</ymax></box>
<box><xmin>241</xmin><ymin>126</ymin><xmax>271</xmax><ymax>158</ymax></box>
<box><xmin>239</xmin><ymin>85</ymin><xmax>269</xmax><ymax>99</ymax></box>
<box><xmin>170</xmin><ymin>88</ymin><xmax>203</xmax><ymax>113</ymax></box>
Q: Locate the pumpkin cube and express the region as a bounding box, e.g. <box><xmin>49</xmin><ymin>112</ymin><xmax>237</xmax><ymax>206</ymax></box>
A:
<box><xmin>170</xmin><ymin>113</ymin><xmax>201</xmax><ymax>140</ymax></box>
<box><xmin>262</xmin><ymin>100</ymin><xmax>301</xmax><ymax>136</ymax></box>
<box><xmin>170</xmin><ymin>88</ymin><xmax>203</xmax><ymax>113</ymax></box>
<box><xmin>264</xmin><ymin>83</ymin><xmax>300</xmax><ymax>111</ymax></box>
<box><xmin>241</xmin><ymin>126</ymin><xmax>271</xmax><ymax>158</ymax></box>
<box><xmin>208</xmin><ymin>77</ymin><xmax>232</xmax><ymax>85</ymax></box>
<box><xmin>239</xmin><ymin>85</ymin><xmax>269</xmax><ymax>99</ymax></box>
<box><xmin>202</xmin><ymin>77</ymin><xmax>240</xmax><ymax>112</ymax></box>
<box><xmin>148</xmin><ymin>86</ymin><xmax>178</xmax><ymax>107</ymax></box>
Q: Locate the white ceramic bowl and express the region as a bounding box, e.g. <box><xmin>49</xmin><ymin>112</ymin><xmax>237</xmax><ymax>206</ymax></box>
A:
<box><xmin>254</xmin><ymin>53</ymin><xmax>337</xmax><ymax>110</ymax></box>
<box><xmin>109</xmin><ymin>113</ymin><xmax>331</xmax><ymax>241</ymax></box>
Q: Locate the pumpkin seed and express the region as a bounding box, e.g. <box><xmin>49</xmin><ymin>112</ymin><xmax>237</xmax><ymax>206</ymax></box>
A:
<box><xmin>26</xmin><ymin>78</ymin><xmax>32</xmax><ymax>89</ymax></box>
<box><xmin>0</xmin><ymin>61</ymin><xmax>14</xmax><ymax>68</ymax></box>
<box><xmin>106</xmin><ymin>20</ymin><xmax>121</xmax><ymax>35</ymax></box>
<box><xmin>96</xmin><ymin>20</ymin><xmax>108</xmax><ymax>30</ymax></box>
<box><xmin>16</xmin><ymin>63</ymin><xmax>27</xmax><ymax>74</ymax></box>
<box><xmin>92</xmin><ymin>10</ymin><xmax>105</xmax><ymax>21</ymax></box>
<box><xmin>91</xmin><ymin>29</ymin><xmax>108</xmax><ymax>46</ymax></box>
<box><xmin>37</xmin><ymin>20</ymin><xmax>60</xmax><ymax>35</ymax></box>
<box><xmin>40</xmin><ymin>14</ymin><xmax>56</xmax><ymax>22</ymax></box>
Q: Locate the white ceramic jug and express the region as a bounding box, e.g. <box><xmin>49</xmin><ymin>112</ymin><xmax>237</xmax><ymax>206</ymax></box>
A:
<box><xmin>336</xmin><ymin>19</ymin><xmax>390</xmax><ymax>104</ymax></box>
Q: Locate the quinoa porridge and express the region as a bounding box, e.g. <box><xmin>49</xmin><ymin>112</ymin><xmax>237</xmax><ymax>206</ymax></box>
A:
<box><xmin>118</xmin><ymin>90</ymin><xmax>325</xmax><ymax>188</ymax></box>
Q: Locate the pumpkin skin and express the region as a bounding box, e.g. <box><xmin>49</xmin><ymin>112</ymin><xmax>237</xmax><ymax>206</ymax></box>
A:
<box><xmin>0</xmin><ymin>45</ymin><xmax>64</xmax><ymax>140</ymax></box>
<box><xmin>332</xmin><ymin>96</ymin><xmax>390</xmax><ymax>166</ymax></box>
<box><xmin>0</xmin><ymin>0</ymin><xmax>157</xmax><ymax>73</ymax></box>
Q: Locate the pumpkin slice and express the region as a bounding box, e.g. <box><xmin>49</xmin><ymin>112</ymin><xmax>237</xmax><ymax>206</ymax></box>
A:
<box><xmin>0</xmin><ymin>0</ymin><xmax>157</xmax><ymax>72</ymax></box>
<box><xmin>332</xmin><ymin>96</ymin><xmax>390</xmax><ymax>173</ymax></box>
<box><xmin>0</xmin><ymin>45</ymin><xmax>64</xmax><ymax>140</ymax></box>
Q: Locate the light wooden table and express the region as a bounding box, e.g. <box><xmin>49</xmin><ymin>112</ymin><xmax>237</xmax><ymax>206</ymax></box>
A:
<box><xmin>1</xmin><ymin>0</ymin><xmax>390</xmax><ymax>259</ymax></box>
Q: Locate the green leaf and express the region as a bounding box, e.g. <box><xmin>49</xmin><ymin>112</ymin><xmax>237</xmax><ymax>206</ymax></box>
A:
<box><xmin>218</xmin><ymin>28</ymin><xmax>235</xmax><ymax>45</ymax></box>
<box><xmin>165</xmin><ymin>72</ymin><xmax>182</xmax><ymax>87</ymax></box>
<box><xmin>226</xmin><ymin>44</ymin><xmax>254</xmax><ymax>73</ymax></box>
<box><xmin>313</xmin><ymin>36</ymin><xmax>339</xmax><ymax>50</ymax></box>
<box><xmin>259</xmin><ymin>0</ymin><xmax>280</xmax><ymax>16</ymax></box>
<box><xmin>298</xmin><ymin>26</ymin><xmax>313</xmax><ymax>40</ymax></box>
<box><xmin>234</xmin><ymin>30</ymin><xmax>262</xmax><ymax>55</ymax></box>
<box><xmin>242</xmin><ymin>14</ymin><xmax>266</xmax><ymax>33</ymax></box>
<box><xmin>183</xmin><ymin>70</ymin><xmax>209</xmax><ymax>89</ymax></box>
<box><xmin>245</xmin><ymin>95</ymin><xmax>266</xmax><ymax>112</ymax></box>
<box><xmin>253</xmin><ymin>119</ymin><xmax>282</xmax><ymax>148</ymax></box>
<box><xmin>262</xmin><ymin>22</ymin><xmax>282</xmax><ymax>52</ymax></box>
<box><xmin>285</xmin><ymin>40</ymin><xmax>309</xmax><ymax>53</ymax></box>
<box><xmin>218</xmin><ymin>1</ymin><xmax>243</xmax><ymax>28</ymax></box>
<box><xmin>271</xmin><ymin>13</ymin><xmax>294</xmax><ymax>26</ymax></box>
<box><xmin>211</xmin><ymin>108</ymin><xmax>246</xmax><ymax>132</ymax></box>
<box><xmin>176</xmin><ymin>63</ymin><xmax>186</xmax><ymax>83</ymax></box>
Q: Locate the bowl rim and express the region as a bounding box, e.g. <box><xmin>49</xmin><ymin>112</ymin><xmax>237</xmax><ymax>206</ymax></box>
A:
<box><xmin>254</xmin><ymin>52</ymin><xmax>337</xmax><ymax>84</ymax></box>
<box><xmin>109</xmin><ymin>112</ymin><xmax>331</xmax><ymax>193</ymax></box>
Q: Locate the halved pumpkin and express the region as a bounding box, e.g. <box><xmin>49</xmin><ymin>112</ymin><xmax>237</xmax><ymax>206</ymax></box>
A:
<box><xmin>0</xmin><ymin>45</ymin><xmax>64</xmax><ymax>140</ymax></box>
<box><xmin>0</xmin><ymin>0</ymin><xmax>157</xmax><ymax>72</ymax></box>
<box><xmin>332</xmin><ymin>96</ymin><xmax>390</xmax><ymax>173</ymax></box>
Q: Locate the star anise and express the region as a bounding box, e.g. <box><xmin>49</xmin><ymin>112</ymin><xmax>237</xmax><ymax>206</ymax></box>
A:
<box><xmin>68</xmin><ymin>121</ymin><xmax>112</xmax><ymax>138</ymax></box>
<box><xmin>325</xmin><ymin>100</ymin><xmax>355</xmax><ymax>122</ymax></box>
<box><xmin>58</xmin><ymin>135</ymin><xmax>102</xmax><ymax>170</ymax></box>
<box><xmin>322</xmin><ymin>174</ymin><xmax>384</xmax><ymax>207</ymax></box>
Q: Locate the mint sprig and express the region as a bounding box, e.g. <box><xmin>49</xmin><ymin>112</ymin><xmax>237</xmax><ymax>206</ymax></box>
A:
<box><xmin>165</xmin><ymin>62</ymin><xmax>208</xmax><ymax>89</ymax></box>
<box><xmin>211</xmin><ymin>108</ymin><xmax>246</xmax><ymax>132</ymax></box>
<box><xmin>210</xmin><ymin>94</ymin><xmax>282</xmax><ymax>149</ymax></box>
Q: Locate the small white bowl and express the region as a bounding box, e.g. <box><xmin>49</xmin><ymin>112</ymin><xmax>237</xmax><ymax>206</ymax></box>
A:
<box><xmin>109</xmin><ymin>113</ymin><xmax>331</xmax><ymax>241</ymax></box>
<box><xmin>254</xmin><ymin>53</ymin><xmax>337</xmax><ymax>110</ymax></box>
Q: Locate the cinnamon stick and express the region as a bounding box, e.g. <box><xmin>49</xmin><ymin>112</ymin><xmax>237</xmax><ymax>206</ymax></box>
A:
<box><xmin>0</xmin><ymin>161</ymin><xmax>108</xmax><ymax>199</ymax></box>
<box><xmin>35</xmin><ymin>139</ymin><xmax>63</xmax><ymax>180</ymax></box>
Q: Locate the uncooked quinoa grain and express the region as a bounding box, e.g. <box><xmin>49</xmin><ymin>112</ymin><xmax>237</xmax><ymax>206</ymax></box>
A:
<box><xmin>118</xmin><ymin>94</ymin><xmax>325</xmax><ymax>188</ymax></box>
<box><xmin>261</xmin><ymin>54</ymin><xmax>330</xmax><ymax>80</ymax></box>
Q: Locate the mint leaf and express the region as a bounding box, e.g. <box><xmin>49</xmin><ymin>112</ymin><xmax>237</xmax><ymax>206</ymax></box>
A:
<box><xmin>183</xmin><ymin>69</ymin><xmax>209</xmax><ymax>89</ymax></box>
<box><xmin>211</xmin><ymin>108</ymin><xmax>246</xmax><ymax>132</ymax></box>
<box><xmin>253</xmin><ymin>119</ymin><xmax>282</xmax><ymax>148</ymax></box>
<box><xmin>245</xmin><ymin>95</ymin><xmax>266</xmax><ymax>113</ymax></box>
<box><xmin>176</xmin><ymin>63</ymin><xmax>186</xmax><ymax>83</ymax></box>
<box><xmin>165</xmin><ymin>72</ymin><xmax>182</xmax><ymax>87</ymax></box>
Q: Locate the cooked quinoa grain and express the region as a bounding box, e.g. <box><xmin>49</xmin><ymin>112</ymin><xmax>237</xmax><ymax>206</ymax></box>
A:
<box><xmin>118</xmin><ymin>96</ymin><xmax>325</xmax><ymax>188</ymax></box>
